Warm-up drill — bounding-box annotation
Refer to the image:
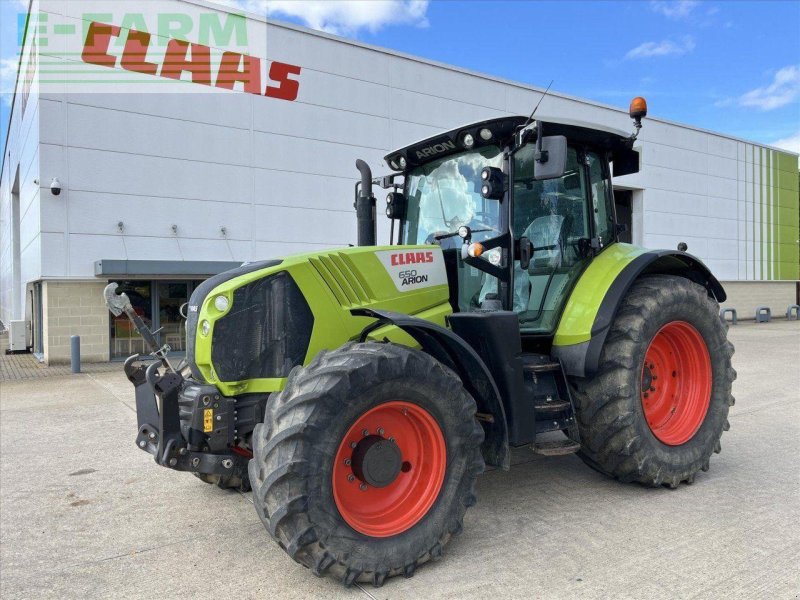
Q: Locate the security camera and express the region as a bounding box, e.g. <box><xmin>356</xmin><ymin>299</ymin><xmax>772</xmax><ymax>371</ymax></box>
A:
<box><xmin>50</xmin><ymin>177</ymin><xmax>62</xmax><ymax>196</ymax></box>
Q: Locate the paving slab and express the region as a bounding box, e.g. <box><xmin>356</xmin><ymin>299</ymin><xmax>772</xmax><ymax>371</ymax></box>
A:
<box><xmin>0</xmin><ymin>320</ymin><xmax>798</xmax><ymax>599</ymax></box>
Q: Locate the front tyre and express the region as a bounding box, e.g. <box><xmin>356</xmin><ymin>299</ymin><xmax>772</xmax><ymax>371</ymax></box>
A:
<box><xmin>249</xmin><ymin>342</ymin><xmax>484</xmax><ymax>586</ymax></box>
<box><xmin>571</xmin><ymin>275</ymin><xmax>735</xmax><ymax>488</ymax></box>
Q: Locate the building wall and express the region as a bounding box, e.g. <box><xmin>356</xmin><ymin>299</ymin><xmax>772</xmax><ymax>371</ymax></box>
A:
<box><xmin>42</xmin><ymin>280</ymin><xmax>109</xmax><ymax>363</ymax></box>
<box><xmin>0</xmin><ymin>0</ymin><xmax>42</xmax><ymax>327</ymax></box>
<box><xmin>720</xmin><ymin>281</ymin><xmax>798</xmax><ymax>320</ymax></box>
<box><xmin>637</xmin><ymin>127</ymin><xmax>799</xmax><ymax>282</ymax></box>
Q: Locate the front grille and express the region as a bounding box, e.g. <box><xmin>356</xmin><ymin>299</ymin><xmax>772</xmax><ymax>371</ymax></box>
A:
<box><xmin>185</xmin><ymin>259</ymin><xmax>281</xmax><ymax>382</ymax></box>
<box><xmin>210</xmin><ymin>272</ymin><xmax>313</xmax><ymax>382</ymax></box>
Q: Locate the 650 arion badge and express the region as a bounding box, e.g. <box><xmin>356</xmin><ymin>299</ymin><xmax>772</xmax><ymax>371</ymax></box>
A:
<box><xmin>375</xmin><ymin>249</ymin><xmax>448</xmax><ymax>292</ymax></box>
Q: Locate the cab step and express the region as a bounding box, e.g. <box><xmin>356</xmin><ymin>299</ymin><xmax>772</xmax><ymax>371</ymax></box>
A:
<box><xmin>533</xmin><ymin>439</ymin><xmax>581</xmax><ymax>456</ymax></box>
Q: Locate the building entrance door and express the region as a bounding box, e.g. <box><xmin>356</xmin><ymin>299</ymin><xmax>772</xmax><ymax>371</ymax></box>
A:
<box><xmin>156</xmin><ymin>282</ymin><xmax>188</xmax><ymax>354</ymax></box>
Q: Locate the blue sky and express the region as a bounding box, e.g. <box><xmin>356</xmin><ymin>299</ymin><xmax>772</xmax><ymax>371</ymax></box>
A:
<box><xmin>2</xmin><ymin>0</ymin><xmax>799</xmax><ymax>156</ymax></box>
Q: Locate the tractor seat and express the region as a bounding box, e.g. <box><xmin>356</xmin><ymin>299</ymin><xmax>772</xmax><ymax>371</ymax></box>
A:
<box><xmin>523</xmin><ymin>215</ymin><xmax>566</xmax><ymax>273</ymax></box>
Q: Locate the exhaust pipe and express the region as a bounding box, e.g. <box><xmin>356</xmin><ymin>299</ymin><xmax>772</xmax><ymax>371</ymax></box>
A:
<box><xmin>355</xmin><ymin>159</ymin><xmax>376</xmax><ymax>246</ymax></box>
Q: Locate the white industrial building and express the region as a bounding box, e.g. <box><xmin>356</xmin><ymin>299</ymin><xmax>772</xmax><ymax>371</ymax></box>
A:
<box><xmin>1</xmin><ymin>0</ymin><xmax>798</xmax><ymax>363</ymax></box>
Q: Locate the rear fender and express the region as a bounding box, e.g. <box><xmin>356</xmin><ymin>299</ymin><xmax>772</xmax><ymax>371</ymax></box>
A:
<box><xmin>353</xmin><ymin>308</ymin><xmax>510</xmax><ymax>470</ymax></box>
<box><xmin>553</xmin><ymin>245</ymin><xmax>725</xmax><ymax>378</ymax></box>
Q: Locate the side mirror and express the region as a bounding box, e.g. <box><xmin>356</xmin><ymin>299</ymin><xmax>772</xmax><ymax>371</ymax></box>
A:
<box><xmin>385</xmin><ymin>191</ymin><xmax>406</xmax><ymax>219</ymax></box>
<box><xmin>533</xmin><ymin>135</ymin><xmax>567</xmax><ymax>181</ymax></box>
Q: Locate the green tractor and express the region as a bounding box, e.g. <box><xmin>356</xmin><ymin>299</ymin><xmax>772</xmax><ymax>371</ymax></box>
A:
<box><xmin>107</xmin><ymin>97</ymin><xmax>735</xmax><ymax>586</ymax></box>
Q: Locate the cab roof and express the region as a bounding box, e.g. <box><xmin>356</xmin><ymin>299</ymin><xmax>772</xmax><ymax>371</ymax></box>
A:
<box><xmin>384</xmin><ymin>115</ymin><xmax>634</xmax><ymax>172</ymax></box>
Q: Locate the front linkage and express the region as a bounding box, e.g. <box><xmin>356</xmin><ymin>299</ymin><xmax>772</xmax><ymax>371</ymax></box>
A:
<box><xmin>105</xmin><ymin>284</ymin><xmax>258</xmax><ymax>486</ymax></box>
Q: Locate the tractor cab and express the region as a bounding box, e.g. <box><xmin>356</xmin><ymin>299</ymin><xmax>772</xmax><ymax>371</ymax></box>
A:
<box><xmin>379</xmin><ymin>113</ymin><xmax>641</xmax><ymax>340</ymax></box>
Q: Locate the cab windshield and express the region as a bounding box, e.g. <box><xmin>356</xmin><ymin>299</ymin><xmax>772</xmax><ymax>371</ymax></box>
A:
<box><xmin>402</xmin><ymin>146</ymin><xmax>503</xmax><ymax>245</ymax></box>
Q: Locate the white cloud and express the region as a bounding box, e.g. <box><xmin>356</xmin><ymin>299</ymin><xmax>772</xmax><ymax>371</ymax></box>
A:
<box><xmin>0</xmin><ymin>57</ymin><xmax>19</xmax><ymax>95</ymax></box>
<box><xmin>649</xmin><ymin>0</ymin><xmax>698</xmax><ymax>19</ymax></box>
<box><xmin>737</xmin><ymin>65</ymin><xmax>800</xmax><ymax>111</ymax></box>
<box><xmin>770</xmin><ymin>130</ymin><xmax>800</xmax><ymax>155</ymax></box>
<box><xmin>214</xmin><ymin>0</ymin><xmax>430</xmax><ymax>36</ymax></box>
<box><xmin>625</xmin><ymin>36</ymin><xmax>695</xmax><ymax>60</ymax></box>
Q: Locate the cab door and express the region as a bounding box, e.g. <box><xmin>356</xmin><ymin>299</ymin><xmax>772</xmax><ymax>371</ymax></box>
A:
<box><xmin>511</xmin><ymin>144</ymin><xmax>597</xmax><ymax>334</ymax></box>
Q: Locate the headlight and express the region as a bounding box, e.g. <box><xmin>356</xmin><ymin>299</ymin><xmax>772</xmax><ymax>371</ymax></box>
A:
<box><xmin>479</xmin><ymin>128</ymin><xmax>492</xmax><ymax>141</ymax></box>
<box><xmin>398</xmin><ymin>156</ymin><xmax>407</xmax><ymax>169</ymax></box>
<box><xmin>201</xmin><ymin>320</ymin><xmax>210</xmax><ymax>336</ymax></box>
<box><xmin>462</xmin><ymin>133</ymin><xmax>475</xmax><ymax>148</ymax></box>
<box><xmin>214</xmin><ymin>295</ymin><xmax>229</xmax><ymax>312</ymax></box>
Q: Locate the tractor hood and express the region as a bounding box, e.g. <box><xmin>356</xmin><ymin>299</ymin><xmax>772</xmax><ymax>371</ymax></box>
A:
<box><xmin>185</xmin><ymin>246</ymin><xmax>452</xmax><ymax>396</ymax></box>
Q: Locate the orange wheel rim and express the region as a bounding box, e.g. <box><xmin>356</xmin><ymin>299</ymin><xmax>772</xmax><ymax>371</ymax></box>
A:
<box><xmin>641</xmin><ymin>321</ymin><xmax>712</xmax><ymax>445</ymax></box>
<box><xmin>332</xmin><ymin>401</ymin><xmax>446</xmax><ymax>537</ymax></box>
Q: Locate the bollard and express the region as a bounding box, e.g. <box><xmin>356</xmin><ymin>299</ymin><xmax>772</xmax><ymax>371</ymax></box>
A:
<box><xmin>70</xmin><ymin>335</ymin><xmax>81</xmax><ymax>373</ymax></box>
<box><xmin>786</xmin><ymin>304</ymin><xmax>800</xmax><ymax>320</ymax></box>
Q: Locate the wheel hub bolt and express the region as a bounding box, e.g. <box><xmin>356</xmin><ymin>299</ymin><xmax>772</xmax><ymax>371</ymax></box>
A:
<box><xmin>377</xmin><ymin>428</ymin><xmax>385</xmax><ymax>436</ymax></box>
<box><xmin>344</xmin><ymin>458</ymin><xmax>351</xmax><ymax>466</ymax></box>
<box><xmin>362</xmin><ymin>429</ymin><xmax>369</xmax><ymax>436</ymax></box>
<box><xmin>389</xmin><ymin>437</ymin><xmax>395</xmax><ymax>443</ymax></box>
<box><xmin>350</xmin><ymin>441</ymin><xmax>357</xmax><ymax>449</ymax></box>
<box><xmin>359</xmin><ymin>483</ymin><xmax>368</xmax><ymax>491</ymax></box>
<box><xmin>650</xmin><ymin>386</ymin><xmax>655</xmax><ymax>392</ymax></box>
<box><xmin>347</xmin><ymin>474</ymin><xmax>354</xmax><ymax>482</ymax></box>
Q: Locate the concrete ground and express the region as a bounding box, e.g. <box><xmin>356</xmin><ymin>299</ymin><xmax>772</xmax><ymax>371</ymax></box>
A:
<box><xmin>1</xmin><ymin>321</ymin><xmax>798</xmax><ymax>599</ymax></box>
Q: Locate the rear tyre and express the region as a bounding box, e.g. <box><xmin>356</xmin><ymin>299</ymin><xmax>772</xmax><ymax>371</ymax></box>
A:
<box><xmin>249</xmin><ymin>342</ymin><xmax>484</xmax><ymax>586</ymax></box>
<box><xmin>570</xmin><ymin>275</ymin><xmax>735</xmax><ymax>488</ymax></box>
